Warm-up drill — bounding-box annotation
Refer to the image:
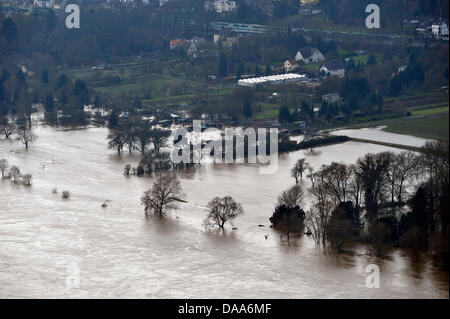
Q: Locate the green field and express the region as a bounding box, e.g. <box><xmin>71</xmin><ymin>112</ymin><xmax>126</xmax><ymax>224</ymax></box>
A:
<box><xmin>410</xmin><ymin>105</ymin><xmax>449</xmax><ymax>116</ymax></box>
<box><xmin>253</xmin><ymin>102</ymin><xmax>281</xmax><ymax>120</ymax></box>
<box><xmin>383</xmin><ymin>114</ymin><xmax>449</xmax><ymax>140</ymax></box>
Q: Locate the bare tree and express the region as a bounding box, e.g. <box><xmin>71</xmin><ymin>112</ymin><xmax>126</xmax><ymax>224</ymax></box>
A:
<box><xmin>277</xmin><ymin>184</ymin><xmax>304</xmax><ymax>208</ymax></box>
<box><xmin>419</xmin><ymin>140</ymin><xmax>449</xmax><ymax>232</ymax></box>
<box><xmin>107</xmin><ymin>130</ymin><xmax>126</xmax><ymax>155</ymax></box>
<box><xmin>306</xmin><ymin>166</ymin><xmax>317</xmax><ymax>187</ymax></box>
<box><xmin>8</xmin><ymin>165</ymin><xmax>21</xmax><ymax>182</ymax></box>
<box><xmin>141</xmin><ymin>174</ymin><xmax>184</xmax><ymax>216</ymax></box>
<box><xmin>307</xmin><ymin>183</ymin><xmax>334</xmax><ymax>247</ymax></box>
<box><xmin>204</xmin><ymin>196</ymin><xmax>244</xmax><ymax>230</ymax></box>
<box><xmin>318</xmin><ymin>162</ymin><xmax>352</xmax><ymax>205</ymax></box>
<box><xmin>17</xmin><ymin>129</ymin><xmax>37</xmax><ymax>149</ymax></box>
<box><xmin>0</xmin><ymin>123</ymin><xmax>15</xmax><ymax>138</ymax></box>
<box><xmin>134</xmin><ymin>129</ymin><xmax>151</xmax><ymax>155</ymax></box>
<box><xmin>0</xmin><ymin>158</ymin><xmax>9</xmax><ymax>179</ymax></box>
<box><xmin>291</xmin><ymin>158</ymin><xmax>309</xmax><ymax>183</ymax></box>
<box><xmin>124</xmin><ymin>132</ymin><xmax>136</xmax><ymax>154</ymax></box>
<box><xmin>150</xmin><ymin>128</ymin><xmax>171</xmax><ymax>153</ymax></box>
<box><xmin>355</xmin><ymin>152</ymin><xmax>390</xmax><ymax>221</ymax></box>
<box><xmin>123</xmin><ymin>164</ymin><xmax>131</xmax><ymax>175</ymax></box>
<box><xmin>384</xmin><ymin>151</ymin><xmax>418</xmax><ymax>213</ymax></box>
<box><xmin>348</xmin><ymin>164</ymin><xmax>364</xmax><ymax>214</ymax></box>
<box><xmin>326</xmin><ymin>207</ymin><xmax>354</xmax><ymax>253</ymax></box>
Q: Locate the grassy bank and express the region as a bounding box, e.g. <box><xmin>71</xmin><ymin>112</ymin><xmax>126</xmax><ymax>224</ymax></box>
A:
<box><xmin>383</xmin><ymin>113</ymin><xmax>449</xmax><ymax>140</ymax></box>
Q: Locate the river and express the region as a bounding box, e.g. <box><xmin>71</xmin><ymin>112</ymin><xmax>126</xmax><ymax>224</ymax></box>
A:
<box><xmin>330</xmin><ymin>126</ymin><xmax>431</xmax><ymax>148</ymax></box>
<box><xmin>0</xmin><ymin>126</ymin><xmax>448</xmax><ymax>298</ymax></box>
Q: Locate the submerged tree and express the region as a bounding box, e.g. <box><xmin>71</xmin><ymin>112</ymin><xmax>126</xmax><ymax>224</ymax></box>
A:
<box><xmin>107</xmin><ymin>130</ymin><xmax>126</xmax><ymax>155</ymax></box>
<box><xmin>17</xmin><ymin>129</ymin><xmax>37</xmax><ymax>149</ymax></box>
<box><xmin>150</xmin><ymin>128</ymin><xmax>171</xmax><ymax>153</ymax></box>
<box><xmin>22</xmin><ymin>173</ymin><xmax>32</xmax><ymax>186</ymax></box>
<box><xmin>326</xmin><ymin>206</ymin><xmax>354</xmax><ymax>253</ymax></box>
<box><xmin>368</xmin><ymin>221</ymin><xmax>391</xmax><ymax>257</ymax></box>
<box><xmin>8</xmin><ymin>165</ymin><xmax>21</xmax><ymax>182</ymax></box>
<box><xmin>277</xmin><ymin>184</ymin><xmax>304</xmax><ymax>208</ymax></box>
<box><xmin>141</xmin><ymin>174</ymin><xmax>184</xmax><ymax>217</ymax></box>
<box><xmin>204</xmin><ymin>196</ymin><xmax>244</xmax><ymax>230</ymax></box>
<box><xmin>291</xmin><ymin>158</ymin><xmax>309</xmax><ymax>183</ymax></box>
<box><xmin>355</xmin><ymin>152</ymin><xmax>390</xmax><ymax>221</ymax></box>
<box><xmin>0</xmin><ymin>123</ymin><xmax>15</xmax><ymax>138</ymax></box>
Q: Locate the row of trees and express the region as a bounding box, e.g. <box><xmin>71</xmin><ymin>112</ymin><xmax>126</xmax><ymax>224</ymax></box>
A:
<box><xmin>109</xmin><ymin>123</ymin><xmax>202</xmax><ymax>176</ymax></box>
<box><xmin>108</xmin><ymin>126</ymin><xmax>171</xmax><ymax>155</ymax></box>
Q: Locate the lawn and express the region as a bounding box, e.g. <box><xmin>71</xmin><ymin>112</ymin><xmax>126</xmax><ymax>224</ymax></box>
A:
<box><xmin>383</xmin><ymin>113</ymin><xmax>449</xmax><ymax>140</ymax></box>
<box><xmin>253</xmin><ymin>102</ymin><xmax>281</xmax><ymax>120</ymax></box>
<box><xmin>410</xmin><ymin>105</ymin><xmax>449</xmax><ymax>116</ymax></box>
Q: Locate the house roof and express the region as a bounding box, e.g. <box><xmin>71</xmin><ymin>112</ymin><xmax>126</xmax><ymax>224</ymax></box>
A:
<box><xmin>321</xmin><ymin>59</ymin><xmax>345</xmax><ymax>71</ymax></box>
<box><xmin>286</xmin><ymin>59</ymin><xmax>298</xmax><ymax>65</ymax></box>
<box><xmin>297</xmin><ymin>47</ymin><xmax>321</xmax><ymax>58</ymax></box>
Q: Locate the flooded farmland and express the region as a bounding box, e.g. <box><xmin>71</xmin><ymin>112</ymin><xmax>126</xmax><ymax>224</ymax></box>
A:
<box><xmin>0</xmin><ymin>126</ymin><xmax>448</xmax><ymax>298</ymax></box>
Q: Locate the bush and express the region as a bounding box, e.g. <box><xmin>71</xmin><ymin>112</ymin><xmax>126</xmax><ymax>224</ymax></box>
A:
<box><xmin>269</xmin><ymin>205</ymin><xmax>305</xmax><ymax>241</ymax></box>
<box><xmin>136</xmin><ymin>165</ymin><xmax>145</xmax><ymax>176</ymax></box>
<box><xmin>22</xmin><ymin>174</ymin><xmax>32</xmax><ymax>186</ymax></box>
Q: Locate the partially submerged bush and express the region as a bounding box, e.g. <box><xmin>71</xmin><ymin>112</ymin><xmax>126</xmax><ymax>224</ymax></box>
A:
<box><xmin>62</xmin><ymin>191</ymin><xmax>70</xmax><ymax>199</ymax></box>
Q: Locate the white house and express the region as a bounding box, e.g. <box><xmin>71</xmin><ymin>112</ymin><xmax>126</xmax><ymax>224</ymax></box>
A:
<box><xmin>295</xmin><ymin>47</ymin><xmax>325</xmax><ymax>64</ymax></box>
<box><xmin>283</xmin><ymin>60</ymin><xmax>299</xmax><ymax>72</ymax></box>
<box><xmin>320</xmin><ymin>60</ymin><xmax>346</xmax><ymax>78</ymax></box>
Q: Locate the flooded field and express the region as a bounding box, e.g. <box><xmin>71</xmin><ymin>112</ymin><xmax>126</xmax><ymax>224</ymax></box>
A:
<box><xmin>0</xmin><ymin>126</ymin><xmax>448</xmax><ymax>298</ymax></box>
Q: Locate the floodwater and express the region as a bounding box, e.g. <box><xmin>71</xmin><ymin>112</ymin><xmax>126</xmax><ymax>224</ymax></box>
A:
<box><xmin>330</xmin><ymin>126</ymin><xmax>431</xmax><ymax>148</ymax></box>
<box><xmin>0</xmin><ymin>126</ymin><xmax>448</xmax><ymax>298</ymax></box>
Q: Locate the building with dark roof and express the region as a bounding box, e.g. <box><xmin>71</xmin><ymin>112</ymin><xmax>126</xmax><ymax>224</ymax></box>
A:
<box><xmin>295</xmin><ymin>47</ymin><xmax>325</xmax><ymax>64</ymax></box>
